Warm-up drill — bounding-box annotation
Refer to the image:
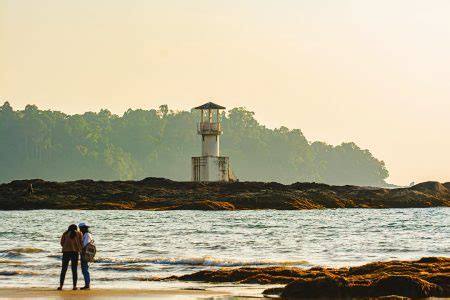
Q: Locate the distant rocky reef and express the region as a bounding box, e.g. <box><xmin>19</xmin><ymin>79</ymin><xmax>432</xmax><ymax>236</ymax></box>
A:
<box><xmin>0</xmin><ymin>178</ymin><xmax>449</xmax><ymax>210</ymax></box>
<box><xmin>157</xmin><ymin>257</ymin><xmax>450</xmax><ymax>298</ymax></box>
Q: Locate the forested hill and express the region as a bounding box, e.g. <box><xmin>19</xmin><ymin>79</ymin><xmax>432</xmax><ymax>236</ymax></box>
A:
<box><xmin>0</xmin><ymin>102</ymin><xmax>389</xmax><ymax>186</ymax></box>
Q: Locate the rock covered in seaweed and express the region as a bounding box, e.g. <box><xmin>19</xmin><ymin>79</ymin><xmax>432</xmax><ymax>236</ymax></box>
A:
<box><xmin>162</xmin><ymin>257</ymin><xmax>450</xmax><ymax>298</ymax></box>
<box><xmin>0</xmin><ymin>178</ymin><xmax>449</xmax><ymax>210</ymax></box>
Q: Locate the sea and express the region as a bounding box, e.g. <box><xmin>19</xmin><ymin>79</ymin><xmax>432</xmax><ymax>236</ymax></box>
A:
<box><xmin>0</xmin><ymin>208</ymin><xmax>449</xmax><ymax>290</ymax></box>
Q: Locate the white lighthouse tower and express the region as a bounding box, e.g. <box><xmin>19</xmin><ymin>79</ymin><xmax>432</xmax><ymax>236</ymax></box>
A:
<box><xmin>191</xmin><ymin>102</ymin><xmax>236</xmax><ymax>182</ymax></box>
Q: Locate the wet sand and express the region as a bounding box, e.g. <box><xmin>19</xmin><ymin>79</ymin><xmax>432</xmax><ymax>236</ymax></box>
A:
<box><xmin>0</xmin><ymin>288</ymin><xmax>240</xmax><ymax>300</ymax></box>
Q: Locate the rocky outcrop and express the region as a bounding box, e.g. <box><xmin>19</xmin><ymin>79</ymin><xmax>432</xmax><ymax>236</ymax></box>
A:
<box><xmin>410</xmin><ymin>181</ymin><xmax>449</xmax><ymax>196</ymax></box>
<box><xmin>280</xmin><ymin>274</ymin><xmax>446</xmax><ymax>298</ymax></box>
<box><xmin>161</xmin><ymin>257</ymin><xmax>450</xmax><ymax>298</ymax></box>
<box><xmin>0</xmin><ymin>178</ymin><xmax>449</xmax><ymax>210</ymax></box>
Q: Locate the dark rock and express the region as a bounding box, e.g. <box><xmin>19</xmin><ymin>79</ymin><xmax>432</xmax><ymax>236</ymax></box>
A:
<box><xmin>418</xmin><ymin>256</ymin><xmax>447</xmax><ymax>263</ymax></box>
<box><xmin>281</xmin><ymin>275</ymin><xmax>349</xmax><ymax>298</ymax></box>
<box><xmin>371</xmin><ymin>275</ymin><xmax>443</xmax><ymax>298</ymax></box>
<box><xmin>0</xmin><ymin>178</ymin><xmax>449</xmax><ymax>210</ymax></box>
<box><xmin>376</xmin><ymin>296</ymin><xmax>408</xmax><ymax>300</ymax></box>
<box><xmin>174</xmin><ymin>200</ymin><xmax>235</xmax><ymax>210</ymax></box>
<box><xmin>410</xmin><ymin>181</ymin><xmax>448</xmax><ymax>195</ymax></box>
<box><xmin>176</xmin><ymin>267</ymin><xmax>305</xmax><ymax>283</ymax></box>
<box><xmin>239</xmin><ymin>274</ymin><xmax>296</xmax><ymax>284</ymax></box>
<box><xmin>262</xmin><ymin>287</ymin><xmax>284</xmax><ymax>295</ymax></box>
<box><xmin>165</xmin><ymin>257</ymin><xmax>450</xmax><ymax>298</ymax></box>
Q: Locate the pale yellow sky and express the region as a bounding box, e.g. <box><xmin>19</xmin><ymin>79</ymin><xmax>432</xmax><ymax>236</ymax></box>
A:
<box><xmin>1</xmin><ymin>0</ymin><xmax>449</xmax><ymax>185</ymax></box>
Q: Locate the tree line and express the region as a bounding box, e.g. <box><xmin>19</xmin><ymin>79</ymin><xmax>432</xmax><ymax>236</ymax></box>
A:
<box><xmin>0</xmin><ymin>102</ymin><xmax>389</xmax><ymax>186</ymax></box>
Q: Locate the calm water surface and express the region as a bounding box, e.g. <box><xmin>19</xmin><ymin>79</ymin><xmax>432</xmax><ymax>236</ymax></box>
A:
<box><xmin>0</xmin><ymin>208</ymin><xmax>448</xmax><ymax>289</ymax></box>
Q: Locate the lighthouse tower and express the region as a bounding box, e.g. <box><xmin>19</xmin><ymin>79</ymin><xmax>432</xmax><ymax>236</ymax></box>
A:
<box><xmin>191</xmin><ymin>102</ymin><xmax>235</xmax><ymax>182</ymax></box>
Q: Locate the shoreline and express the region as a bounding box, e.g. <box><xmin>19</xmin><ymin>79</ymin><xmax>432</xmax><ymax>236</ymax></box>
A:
<box><xmin>1</xmin><ymin>178</ymin><xmax>449</xmax><ymax>210</ymax></box>
<box><xmin>0</xmin><ymin>287</ymin><xmax>236</xmax><ymax>299</ymax></box>
<box><xmin>1</xmin><ymin>257</ymin><xmax>448</xmax><ymax>299</ymax></box>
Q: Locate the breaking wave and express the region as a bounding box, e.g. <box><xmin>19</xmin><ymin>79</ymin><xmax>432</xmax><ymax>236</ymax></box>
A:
<box><xmin>9</xmin><ymin>248</ymin><xmax>45</xmax><ymax>253</ymax></box>
<box><xmin>95</xmin><ymin>277</ymin><xmax>133</xmax><ymax>281</ymax></box>
<box><xmin>1</xmin><ymin>248</ymin><xmax>45</xmax><ymax>255</ymax></box>
<box><xmin>0</xmin><ymin>252</ymin><xmax>24</xmax><ymax>259</ymax></box>
<box><xmin>0</xmin><ymin>270</ymin><xmax>40</xmax><ymax>276</ymax></box>
<box><xmin>96</xmin><ymin>256</ymin><xmax>310</xmax><ymax>267</ymax></box>
<box><xmin>0</xmin><ymin>259</ymin><xmax>26</xmax><ymax>265</ymax></box>
<box><xmin>99</xmin><ymin>265</ymin><xmax>147</xmax><ymax>272</ymax></box>
<box><xmin>0</xmin><ymin>248</ymin><xmax>45</xmax><ymax>259</ymax></box>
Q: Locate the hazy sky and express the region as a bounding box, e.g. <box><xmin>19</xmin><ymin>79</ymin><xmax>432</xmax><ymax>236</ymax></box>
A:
<box><xmin>1</xmin><ymin>0</ymin><xmax>449</xmax><ymax>185</ymax></box>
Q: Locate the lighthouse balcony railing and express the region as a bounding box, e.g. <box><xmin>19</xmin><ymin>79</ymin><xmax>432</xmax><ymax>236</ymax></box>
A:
<box><xmin>197</xmin><ymin>122</ymin><xmax>222</xmax><ymax>134</ymax></box>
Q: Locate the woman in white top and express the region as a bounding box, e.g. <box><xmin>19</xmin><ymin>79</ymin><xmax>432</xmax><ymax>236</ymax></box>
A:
<box><xmin>78</xmin><ymin>222</ymin><xmax>93</xmax><ymax>290</ymax></box>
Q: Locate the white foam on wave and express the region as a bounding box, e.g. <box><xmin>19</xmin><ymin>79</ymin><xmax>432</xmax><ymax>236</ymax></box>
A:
<box><xmin>0</xmin><ymin>270</ymin><xmax>40</xmax><ymax>276</ymax></box>
<box><xmin>3</xmin><ymin>248</ymin><xmax>45</xmax><ymax>254</ymax></box>
<box><xmin>96</xmin><ymin>255</ymin><xmax>310</xmax><ymax>267</ymax></box>
<box><xmin>0</xmin><ymin>259</ymin><xmax>26</xmax><ymax>265</ymax></box>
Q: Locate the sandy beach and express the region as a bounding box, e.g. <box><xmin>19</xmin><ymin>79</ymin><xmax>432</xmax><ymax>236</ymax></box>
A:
<box><xmin>0</xmin><ymin>288</ymin><xmax>242</xmax><ymax>300</ymax></box>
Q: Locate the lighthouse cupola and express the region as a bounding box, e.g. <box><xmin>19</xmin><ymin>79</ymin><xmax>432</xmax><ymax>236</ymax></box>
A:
<box><xmin>195</xmin><ymin>102</ymin><xmax>225</xmax><ymax>157</ymax></box>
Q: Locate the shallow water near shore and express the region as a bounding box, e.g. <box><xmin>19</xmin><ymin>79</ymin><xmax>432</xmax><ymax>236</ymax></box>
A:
<box><xmin>0</xmin><ymin>208</ymin><xmax>448</xmax><ymax>291</ymax></box>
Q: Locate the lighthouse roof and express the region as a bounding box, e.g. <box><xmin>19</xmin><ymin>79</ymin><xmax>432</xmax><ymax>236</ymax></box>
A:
<box><xmin>194</xmin><ymin>102</ymin><xmax>226</xmax><ymax>110</ymax></box>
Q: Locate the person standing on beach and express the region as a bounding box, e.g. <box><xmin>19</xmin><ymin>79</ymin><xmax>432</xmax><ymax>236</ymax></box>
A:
<box><xmin>58</xmin><ymin>224</ymin><xmax>83</xmax><ymax>290</ymax></box>
<box><xmin>79</xmin><ymin>222</ymin><xmax>93</xmax><ymax>290</ymax></box>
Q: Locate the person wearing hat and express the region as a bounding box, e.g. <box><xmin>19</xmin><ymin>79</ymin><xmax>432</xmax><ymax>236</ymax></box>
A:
<box><xmin>79</xmin><ymin>222</ymin><xmax>93</xmax><ymax>290</ymax></box>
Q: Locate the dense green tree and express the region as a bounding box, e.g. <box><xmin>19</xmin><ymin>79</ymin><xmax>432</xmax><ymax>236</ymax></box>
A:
<box><xmin>0</xmin><ymin>102</ymin><xmax>389</xmax><ymax>186</ymax></box>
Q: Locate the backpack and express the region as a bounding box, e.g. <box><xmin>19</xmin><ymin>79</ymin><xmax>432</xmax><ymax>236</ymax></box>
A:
<box><xmin>83</xmin><ymin>240</ymin><xmax>96</xmax><ymax>262</ymax></box>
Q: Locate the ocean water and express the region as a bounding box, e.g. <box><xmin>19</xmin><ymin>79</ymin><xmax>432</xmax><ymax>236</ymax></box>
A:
<box><xmin>0</xmin><ymin>208</ymin><xmax>448</xmax><ymax>289</ymax></box>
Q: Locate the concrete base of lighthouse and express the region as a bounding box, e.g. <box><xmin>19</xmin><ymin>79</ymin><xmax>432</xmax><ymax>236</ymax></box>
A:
<box><xmin>191</xmin><ymin>156</ymin><xmax>231</xmax><ymax>182</ymax></box>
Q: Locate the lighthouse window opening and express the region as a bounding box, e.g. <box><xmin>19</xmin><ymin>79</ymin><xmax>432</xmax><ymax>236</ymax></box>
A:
<box><xmin>208</xmin><ymin>109</ymin><xmax>213</xmax><ymax>123</ymax></box>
